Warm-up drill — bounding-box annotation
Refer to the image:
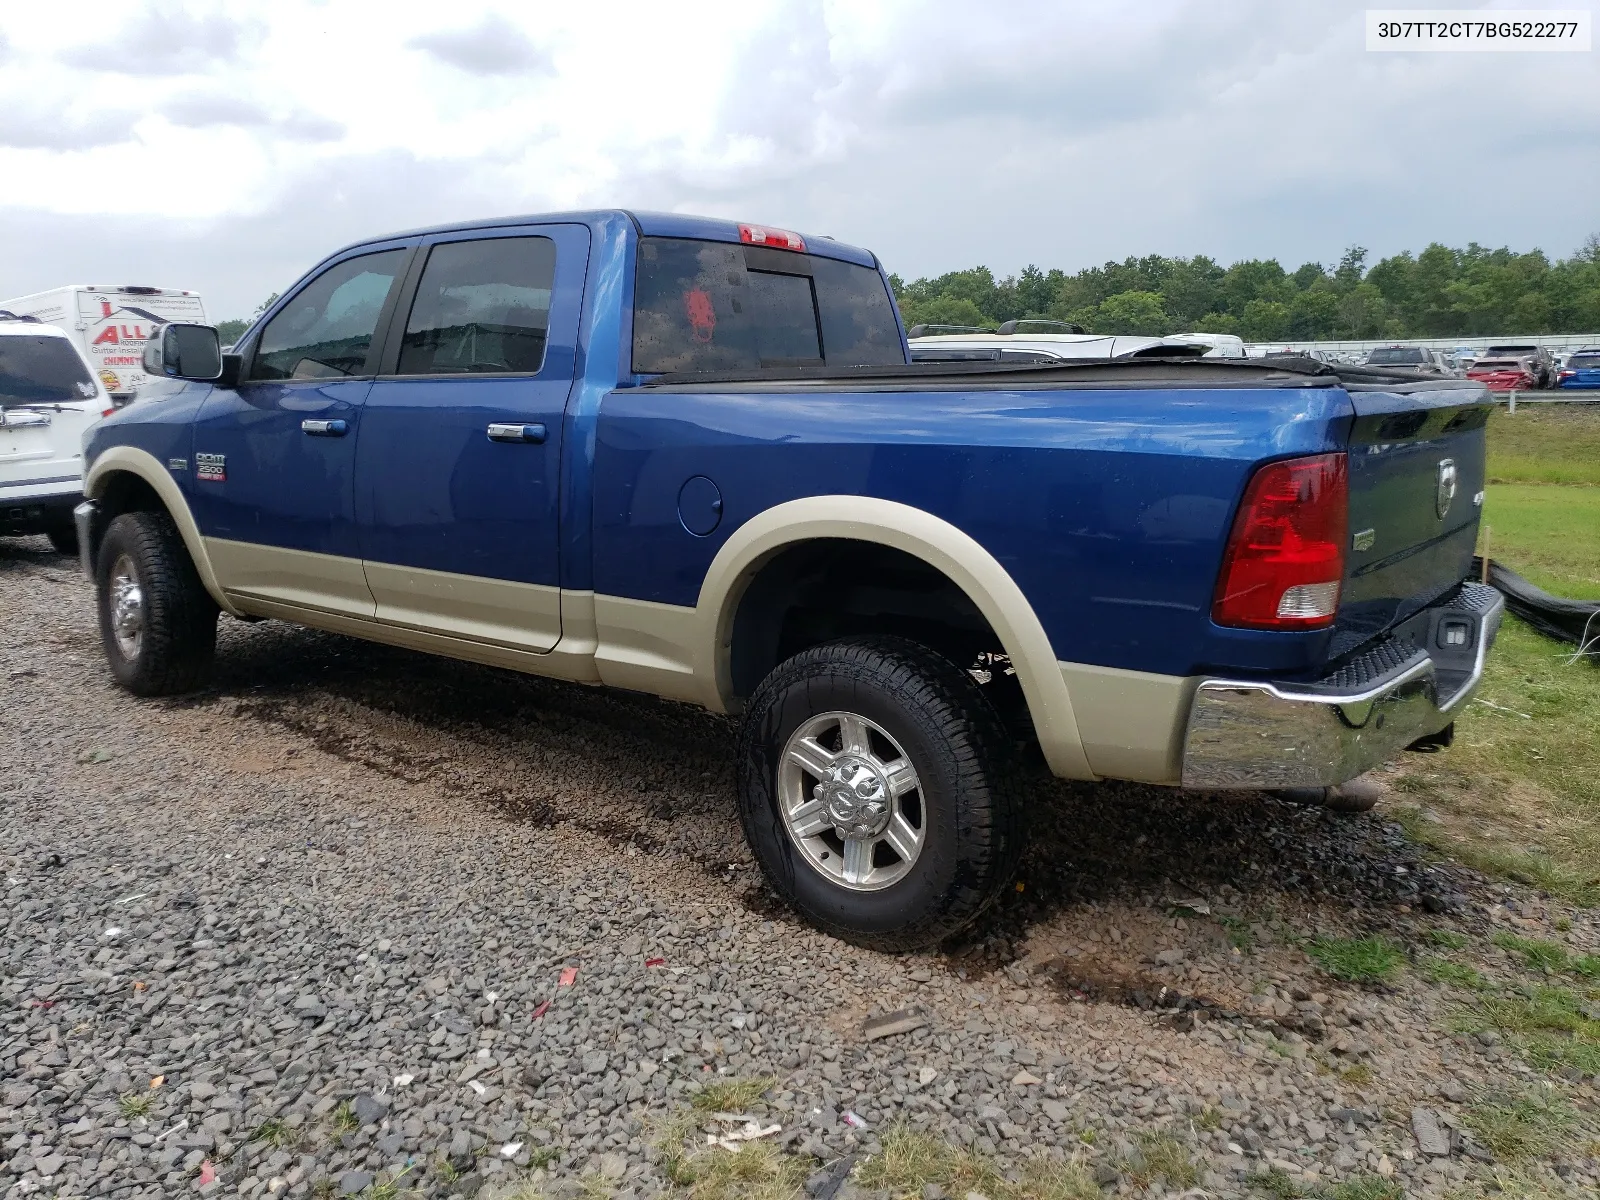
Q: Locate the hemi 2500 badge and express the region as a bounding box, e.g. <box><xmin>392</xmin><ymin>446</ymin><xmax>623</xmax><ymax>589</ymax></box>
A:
<box><xmin>195</xmin><ymin>453</ymin><xmax>226</xmax><ymax>482</ymax></box>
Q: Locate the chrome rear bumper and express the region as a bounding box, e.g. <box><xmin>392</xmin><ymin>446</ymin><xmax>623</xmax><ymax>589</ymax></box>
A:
<box><xmin>1181</xmin><ymin>583</ymin><xmax>1504</xmax><ymax>789</ymax></box>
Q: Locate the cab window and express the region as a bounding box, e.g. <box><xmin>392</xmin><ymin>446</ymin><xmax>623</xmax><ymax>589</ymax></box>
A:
<box><xmin>250</xmin><ymin>250</ymin><xmax>406</xmax><ymax>381</ymax></box>
<box><xmin>396</xmin><ymin>237</ymin><xmax>556</xmax><ymax>376</ymax></box>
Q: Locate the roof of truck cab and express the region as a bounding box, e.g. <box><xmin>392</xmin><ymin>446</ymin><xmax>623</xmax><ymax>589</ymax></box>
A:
<box><xmin>342</xmin><ymin>210</ymin><xmax>880</xmax><ymax>269</ymax></box>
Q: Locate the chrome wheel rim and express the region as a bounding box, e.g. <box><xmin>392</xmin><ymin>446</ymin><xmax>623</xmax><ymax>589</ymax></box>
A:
<box><xmin>777</xmin><ymin>711</ymin><xmax>925</xmax><ymax>892</ymax></box>
<box><xmin>108</xmin><ymin>554</ymin><xmax>145</xmax><ymax>660</ymax></box>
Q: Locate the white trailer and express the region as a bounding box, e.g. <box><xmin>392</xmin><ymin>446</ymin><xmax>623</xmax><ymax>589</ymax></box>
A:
<box><xmin>0</xmin><ymin>285</ymin><xmax>209</xmax><ymax>403</ymax></box>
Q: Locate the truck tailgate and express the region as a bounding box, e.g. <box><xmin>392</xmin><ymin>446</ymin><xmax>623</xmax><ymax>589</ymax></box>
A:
<box><xmin>1333</xmin><ymin>381</ymin><xmax>1493</xmax><ymax>658</ymax></box>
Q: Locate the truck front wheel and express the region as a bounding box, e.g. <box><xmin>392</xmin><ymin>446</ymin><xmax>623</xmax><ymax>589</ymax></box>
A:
<box><xmin>95</xmin><ymin>511</ymin><xmax>218</xmax><ymax>696</ymax></box>
<box><xmin>736</xmin><ymin>636</ymin><xmax>1024</xmax><ymax>951</ymax></box>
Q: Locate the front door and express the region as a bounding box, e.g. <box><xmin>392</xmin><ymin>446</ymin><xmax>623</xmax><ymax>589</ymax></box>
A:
<box><xmin>188</xmin><ymin>245</ymin><xmax>411</xmax><ymax>617</ymax></box>
<box><xmin>354</xmin><ymin>226</ymin><xmax>589</xmax><ymax>651</ymax></box>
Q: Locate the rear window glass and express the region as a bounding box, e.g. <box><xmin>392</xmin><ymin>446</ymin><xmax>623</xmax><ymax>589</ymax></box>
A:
<box><xmin>632</xmin><ymin>237</ymin><xmax>903</xmax><ymax>374</ymax></box>
<box><xmin>1366</xmin><ymin>348</ymin><xmax>1427</xmax><ymax>364</ymax></box>
<box><xmin>0</xmin><ymin>335</ymin><xmax>97</xmax><ymax>407</ymax></box>
<box><xmin>1567</xmin><ymin>354</ymin><xmax>1600</xmax><ymax>368</ymax></box>
<box><xmin>1485</xmin><ymin>347</ymin><xmax>1537</xmax><ymax>356</ymax></box>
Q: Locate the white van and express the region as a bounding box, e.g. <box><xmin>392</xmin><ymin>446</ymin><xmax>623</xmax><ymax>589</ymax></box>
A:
<box><xmin>0</xmin><ymin>318</ymin><xmax>113</xmax><ymax>553</ymax></box>
<box><xmin>0</xmin><ymin>285</ymin><xmax>208</xmax><ymax>403</ymax></box>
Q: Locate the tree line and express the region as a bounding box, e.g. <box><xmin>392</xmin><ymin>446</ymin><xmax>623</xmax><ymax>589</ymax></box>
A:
<box><xmin>891</xmin><ymin>235</ymin><xmax>1600</xmax><ymax>342</ymax></box>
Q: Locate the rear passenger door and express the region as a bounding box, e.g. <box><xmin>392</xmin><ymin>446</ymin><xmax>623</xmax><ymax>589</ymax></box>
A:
<box><xmin>353</xmin><ymin>226</ymin><xmax>589</xmax><ymax>652</ymax></box>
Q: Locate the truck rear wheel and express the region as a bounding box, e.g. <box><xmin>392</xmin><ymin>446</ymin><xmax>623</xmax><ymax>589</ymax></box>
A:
<box><xmin>95</xmin><ymin>511</ymin><xmax>218</xmax><ymax>696</ymax></box>
<box><xmin>736</xmin><ymin>636</ymin><xmax>1024</xmax><ymax>951</ymax></box>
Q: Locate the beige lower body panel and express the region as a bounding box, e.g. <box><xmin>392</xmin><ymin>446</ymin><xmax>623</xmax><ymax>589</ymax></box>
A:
<box><xmin>589</xmin><ymin>594</ymin><xmax>703</xmax><ymax>703</ymax></box>
<box><xmin>203</xmin><ymin>539</ymin><xmax>1194</xmax><ymax>788</ymax></box>
<box><xmin>1059</xmin><ymin>662</ymin><xmax>1199</xmax><ymax>785</ymax></box>
<box><xmin>229</xmin><ymin>595</ymin><xmax>604</xmax><ymax>685</ymax></box>
<box><xmin>207</xmin><ymin>538</ymin><xmax>376</xmax><ymax>620</ymax></box>
<box><xmin>364</xmin><ymin>559</ymin><xmax>561</xmax><ymax>653</ymax></box>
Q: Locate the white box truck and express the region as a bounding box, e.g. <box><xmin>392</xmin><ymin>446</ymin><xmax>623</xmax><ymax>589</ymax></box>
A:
<box><xmin>0</xmin><ymin>285</ymin><xmax>209</xmax><ymax>403</ymax></box>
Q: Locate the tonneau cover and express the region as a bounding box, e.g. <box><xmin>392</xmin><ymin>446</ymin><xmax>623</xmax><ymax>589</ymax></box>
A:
<box><xmin>638</xmin><ymin>356</ymin><xmax>1480</xmax><ymax>392</ymax></box>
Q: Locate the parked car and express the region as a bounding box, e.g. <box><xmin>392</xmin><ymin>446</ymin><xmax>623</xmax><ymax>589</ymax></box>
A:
<box><xmin>1481</xmin><ymin>343</ymin><xmax>1553</xmax><ymax>388</ymax></box>
<box><xmin>1466</xmin><ymin>358</ymin><xmax>1537</xmax><ymax>392</ymax></box>
<box><xmin>76</xmin><ymin>209</ymin><xmax>1502</xmax><ymax>949</ymax></box>
<box><xmin>0</xmin><ymin>284</ymin><xmax>209</xmax><ymax>404</ymax></box>
<box><xmin>1163</xmin><ymin>332</ymin><xmax>1247</xmax><ymax>357</ymax></box>
<box><xmin>0</xmin><ymin>315</ymin><xmax>113</xmax><ymax>552</ymax></box>
<box><xmin>908</xmin><ymin>326</ymin><xmax>1206</xmax><ymax>362</ymax></box>
<box><xmin>1363</xmin><ymin>346</ymin><xmax>1454</xmax><ymax>376</ymax></box>
<box><xmin>1557</xmin><ymin>348</ymin><xmax>1600</xmax><ymax>389</ymax></box>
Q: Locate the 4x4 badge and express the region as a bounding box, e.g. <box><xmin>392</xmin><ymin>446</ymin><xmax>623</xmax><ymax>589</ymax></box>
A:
<box><xmin>1435</xmin><ymin>458</ymin><xmax>1457</xmax><ymax>519</ymax></box>
<box><xmin>196</xmin><ymin>453</ymin><xmax>226</xmax><ymax>483</ymax></box>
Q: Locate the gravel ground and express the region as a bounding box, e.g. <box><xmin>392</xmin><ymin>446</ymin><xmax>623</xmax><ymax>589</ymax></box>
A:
<box><xmin>3</xmin><ymin>536</ymin><xmax>1598</xmax><ymax>1200</ymax></box>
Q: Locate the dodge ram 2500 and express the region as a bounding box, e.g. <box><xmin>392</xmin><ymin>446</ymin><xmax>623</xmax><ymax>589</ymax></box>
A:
<box><xmin>76</xmin><ymin>210</ymin><xmax>1501</xmax><ymax>949</ymax></box>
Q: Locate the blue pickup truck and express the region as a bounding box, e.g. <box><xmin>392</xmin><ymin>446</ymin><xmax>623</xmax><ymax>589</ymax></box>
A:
<box><xmin>76</xmin><ymin>210</ymin><xmax>1501</xmax><ymax>948</ymax></box>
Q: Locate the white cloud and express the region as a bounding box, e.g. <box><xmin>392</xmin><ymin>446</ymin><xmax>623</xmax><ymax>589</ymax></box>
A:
<box><xmin>159</xmin><ymin>91</ymin><xmax>348</xmax><ymax>141</ymax></box>
<box><xmin>58</xmin><ymin>7</ymin><xmax>258</xmax><ymax>75</ymax></box>
<box><xmin>0</xmin><ymin>0</ymin><xmax>1594</xmax><ymax>319</ymax></box>
<box><xmin>406</xmin><ymin>14</ymin><xmax>553</xmax><ymax>76</ymax></box>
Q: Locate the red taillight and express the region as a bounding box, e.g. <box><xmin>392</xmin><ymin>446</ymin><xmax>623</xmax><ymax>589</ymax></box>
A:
<box><xmin>738</xmin><ymin>223</ymin><xmax>805</xmax><ymax>252</ymax></box>
<box><xmin>102</xmin><ymin>407</ymin><xmax>117</xmax><ymax>418</ymax></box>
<box><xmin>1213</xmin><ymin>453</ymin><xmax>1348</xmax><ymax>630</ymax></box>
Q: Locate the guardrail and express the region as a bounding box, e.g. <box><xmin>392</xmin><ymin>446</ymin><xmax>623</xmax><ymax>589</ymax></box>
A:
<box><xmin>1503</xmin><ymin>391</ymin><xmax>1600</xmax><ymax>412</ymax></box>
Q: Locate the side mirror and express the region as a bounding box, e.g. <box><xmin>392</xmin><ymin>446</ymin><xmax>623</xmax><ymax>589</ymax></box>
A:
<box><xmin>142</xmin><ymin>323</ymin><xmax>223</xmax><ymax>382</ymax></box>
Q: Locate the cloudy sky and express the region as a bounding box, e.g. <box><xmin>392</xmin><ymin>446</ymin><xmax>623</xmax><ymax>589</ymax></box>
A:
<box><xmin>2</xmin><ymin>0</ymin><xmax>1596</xmax><ymax>318</ymax></box>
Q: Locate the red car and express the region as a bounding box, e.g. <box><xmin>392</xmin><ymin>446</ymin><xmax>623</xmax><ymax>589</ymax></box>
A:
<box><xmin>1466</xmin><ymin>358</ymin><xmax>1536</xmax><ymax>391</ymax></box>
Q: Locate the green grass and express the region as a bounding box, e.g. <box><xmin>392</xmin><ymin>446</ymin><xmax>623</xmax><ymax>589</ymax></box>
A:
<box><xmin>690</xmin><ymin>1075</ymin><xmax>777</xmax><ymax>1114</ymax></box>
<box><xmin>1455</xmin><ymin>983</ymin><xmax>1600</xmax><ymax>1075</ymax></box>
<box><xmin>358</xmin><ymin>1172</ymin><xmax>417</xmax><ymax>1200</ymax></box>
<box><xmin>1250</xmin><ymin>1170</ymin><xmax>1402</xmax><ymax>1200</ymax></box>
<box><xmin>653</xmin><ymin>1107</ymin><xmax>805</xmax><ymax>1200</ymax></box>
<box><xmin>1422</xmin><ymin>928</ymin><xmax>1470</xmax><ymax>949</ymax></box>
<box><xmin>250</xmin><ymin>1117</ymin><xmax>296</xmax><ymax>1149</ymax></box>
<box><xmin>1305</xmin><ymin>936</ymin><xmax>1405</xmax><ymax>983</ymax></box>
<box><xmin>853</xmin><ymin>1124</ymin><xmax>1099</xmax><ymax>1200</ymax></box>
<box><xmin>1323</xmin><ymin>1179</ymin><xmax>1405</xmax><ymax>1200</ymax></box>
<box><xmin>1462</xmin><ymin>1088</ymin><xmax>1577</xmax><ymax>1160</ymax></box>
<box><xmin>1127</xmin><ymin>1132</ymin><xmax>1200</xmax><ymax>1190</ymax></box>
<box><xmin>1487</xmin><ymin>404</ymin><xmax>1600</xmax><ymax>490</ymax></box>
<box><xmin>1424</xmin><ymin>958</ymin><xmax>1492</xmax><ymax>990</ymax></box>
<box><xmin>1482</xmin><ymin>484</ymin><xmax>1600</xmax><ymax>600</ymax></box>
<box><xmin>1217</xmin><ymin>914</ymin><xmax>1255</xmax><ymax>950</ymax></box>
<box><xmin>117</xmin><ymin>1092</ymin><xmax>155</xmax><ymax>1119</ymax></box>
<box><xmin>1467</xmin><ymin>984</ymin><xmax>1594</xmax><ymax>1035</ymax></box>
<box><xmin>1408</xmin><ymin>618</ymin><xmax>1600</xmax><ymax>906</ymax></box>
<box><xmin>1409</xmin><ymin>409</ymin><xmax>1600</xmax><ymax>904</ymax></box>
<box><xmin>1251</xmin><ymin>1169</ymin><xmax>1306</xmax><ymax>1199</ymax></box>
<box><xmin>331</xmin><ymin>1101</ymin><xmax>359</xmax><ymax>1133</ymax></box>
<box><xmin>1493</xmin><ymin>932</ymin><xmax>1577</xmax><ymax>974</ymax></box>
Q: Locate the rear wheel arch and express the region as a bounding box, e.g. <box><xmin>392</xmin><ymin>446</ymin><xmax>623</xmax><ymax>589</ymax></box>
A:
<box><xmin>84</xmin><ymin>448</ymin><xmax>239</xmax><ymax>616</ymax></box>
<box><xmin>696</xmin><ymin>497</ymin><xmax>1095</xmax><ymax>780</ymax></box>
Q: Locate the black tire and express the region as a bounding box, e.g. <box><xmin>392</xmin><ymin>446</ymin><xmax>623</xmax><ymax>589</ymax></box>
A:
<box><xmin>95</xmin><ymin>510</ymin><xmax>218</xmax><ymax>696</ymax></box>
<box><xmin>46</xmin><ymin>524</ymin><xmax>78</xmax><ymax>556</ymax></box>
<box><xmin>736</xmin><ymin>636</ymin><xmax>1023</xmax><ymax>951</ymax></box>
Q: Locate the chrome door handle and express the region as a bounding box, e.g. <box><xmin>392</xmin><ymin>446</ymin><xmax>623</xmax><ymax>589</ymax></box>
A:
<box><xmin>301</xmin><ymin>419</ymin><xmax>347</xmax><ymax>436</ymax></box>
<box><xmin>487</xmin><ymin>422</ymin><xmax>546</xmax><ymax>444</ymax></box>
